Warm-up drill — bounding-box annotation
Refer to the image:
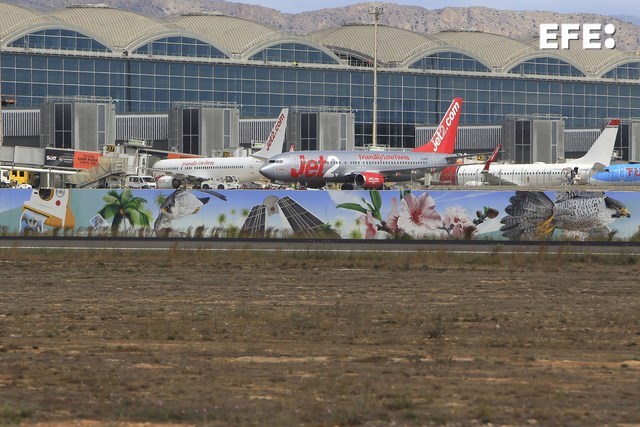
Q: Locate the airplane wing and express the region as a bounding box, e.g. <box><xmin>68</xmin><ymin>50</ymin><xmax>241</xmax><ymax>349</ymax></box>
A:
<box><xmin>444</xmin><ymin>150</ymin><xmax>501</xmax><ymax>165</ymax></box>
<box><xmin>155</xmin><ymin>170</ymin><xmax>191</xmax><ymax>181</ymax></box>
<box><xmin>376</xmin><ymin>151</ymin><xmax>500</xmax><ymax>177</ymax></box>
<box><xmin>151</xmin><ymin>169</ymin><xmax>208</xmax><ymax>185</ymax></box>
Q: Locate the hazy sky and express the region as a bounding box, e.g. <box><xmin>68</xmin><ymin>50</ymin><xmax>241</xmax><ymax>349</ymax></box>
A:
<box><xmin>245</xmin><ymin>1</ymin><xmax>639</xmax><ymax>17</ymax></box>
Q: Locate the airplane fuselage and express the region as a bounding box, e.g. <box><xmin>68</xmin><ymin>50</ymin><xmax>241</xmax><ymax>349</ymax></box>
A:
<box><xmin>260</xmin><ymin>150</ymin><xmax>453</xmax><ymax>187</ymax></box>
<box><xmin>153</xmin><ymin>156</ymin><xmax>264</xmax><ymax>183</ymax></box>
<box><xmin>590</xmin><ymin>164</ymin><xmax>640</xmax><ymax>186</ymax></box>
<box><xmin>439</xmin><ymin>163</ymin><xmax>596</xmax><ymax>186</ymax></box>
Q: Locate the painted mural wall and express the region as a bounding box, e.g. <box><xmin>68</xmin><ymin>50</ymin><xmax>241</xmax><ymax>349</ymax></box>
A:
<box><xmin>0</xmin><ymin>188</ymin><xmax>637</xmax><ymax>241</ymax></box>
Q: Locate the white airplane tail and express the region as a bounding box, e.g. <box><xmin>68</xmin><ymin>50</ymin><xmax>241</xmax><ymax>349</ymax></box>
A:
<box><xmin>567</xmin><ymin>119</ymin><xmax>619</xmax><ymax>166</ymax></box>
<box><xmin>252</xmin><ymin>108</ymin><xmax>289</xmax><ymax>160</ymax></box>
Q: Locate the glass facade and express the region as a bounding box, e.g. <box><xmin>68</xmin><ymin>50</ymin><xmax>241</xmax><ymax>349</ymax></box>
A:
<box><xmin>249</xmin><ymin>43</ymin><xmax>338</xmax><ymax>65</ymax></box>
<box><xmin>182</xmin><ymin>108</ymin><xmax>199</xmax><ymax>154</ymax></box>
<box><xmin>54</xmin><ymin>103</ymin><xmax>72</xmax><ymax>148</ymax></box>
<box><xmin>602</xmin><ymin>62</ymin><xmax>640</xmax><ymax>80</ymax></box>
<box><xmin>300</xmin><ymin>112</ymin><xmax>318</xmax><ymax>150</ymax></box>
<box><xmin>514</xmin><ymin>120</ymin><xmax>531</xmax><ymax>164</ymax></box>
<box><xmin>9</xmin><ymin>29</ymin><xmax>109</xmax><ymax>52</ymax></box>
<box><xmin>133</xmin><ymin>36</ymin><xmax>227</xmax><ymax>59</ymax></box>
<box><xmin>410</xmin><ymin>52</ymin><xmax>490</xmax><ymax>73</ymax></box>
<box><xmin>2</xmin><ymin>32</ymin><xmax>640</xmax><ymax>149</ymax></box>
<box><xmin>508</xmin><ymin>57</ymin><xmax>584</xmax><ymax>77</ymax></box>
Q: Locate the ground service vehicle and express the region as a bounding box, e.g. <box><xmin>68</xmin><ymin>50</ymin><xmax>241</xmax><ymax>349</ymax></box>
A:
<box><xmin>201</xmin><ymin>175</ymin><xmax>241</xmax><ymax>190</ymax></box>
<box><xmin>125</xmin><ymin>175</ymin><xmax>157</xmax><ymax>189</ymax></box>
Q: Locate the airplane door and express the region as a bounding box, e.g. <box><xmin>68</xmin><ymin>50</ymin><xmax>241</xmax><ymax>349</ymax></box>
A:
<box><xmin>292</xmin><ymin>154</ymin><xmax>300</xmax><ymax>172</ymax></box>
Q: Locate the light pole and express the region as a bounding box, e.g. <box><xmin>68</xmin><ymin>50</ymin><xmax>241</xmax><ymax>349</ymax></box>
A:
<box><xmin>0</xmin><ymin>44</ymin><xmax>3</xmax><ymax>147</ymax></box>
<box><xmin>369</xmin><ymin>6</ymin><xmax>383</xmax><ymax>149</ymax></box>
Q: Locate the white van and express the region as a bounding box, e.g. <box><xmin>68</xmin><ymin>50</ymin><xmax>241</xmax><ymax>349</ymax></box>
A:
<box><xmin>1</xmin><ymin>170</ymin><xmax>10</xmax><ymax>187</ymax></box>
<box><xmin>126</xmin><ymin>175</ymin><xmax>157</xmax><ymax>189</ymax></box>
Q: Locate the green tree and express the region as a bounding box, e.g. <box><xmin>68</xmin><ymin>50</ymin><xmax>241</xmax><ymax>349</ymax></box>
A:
<box><xmin>98</xmin><ymin>189</ymin><xmax>153</xmax><ymax>232</ymax></box>
<box><xmin>349</xmin><ymin>228</ymin><xmax>363</xmax><ymax>239</ymax></box>
<box><xmin>217</xmin><ymin>213</ymin><xmax>227</xmax><ymax>227</ymax></box>
<box><xmin>154</xmin><ymin>193</ymin><xmax>167</xmax><ymax>208</ymax></box>
<box><xmin>348</xmin><ymin>217</ymin><xmax>363</xmax><ymax>239</ymax></box>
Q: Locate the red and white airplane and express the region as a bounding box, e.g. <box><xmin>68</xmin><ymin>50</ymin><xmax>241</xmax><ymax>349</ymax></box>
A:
<box><xmin>152</xmin><ymin>108</ymin><xmax>289</xmax><ymax>188</ymax></box>
<box><xmin>259</xmin><ymin>98</ymin><xmax>463</xmax><ymax>189</ymax></box>
<box><xmin>437</xmin><ymin>119</ymin><xmax>620</xmax><ymax>186</ymax></box>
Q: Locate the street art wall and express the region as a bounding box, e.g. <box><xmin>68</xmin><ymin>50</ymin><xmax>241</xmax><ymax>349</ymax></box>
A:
<box><xmin>0</xmin><ymin>188</ymin><xmax>637</xmax><ymax>241</ymax></box>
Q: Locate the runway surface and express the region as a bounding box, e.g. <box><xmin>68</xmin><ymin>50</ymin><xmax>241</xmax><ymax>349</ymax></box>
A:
<box><xmin>2</xmin><ymin>236</ymin><xmax>640</xmax><ymax>256</ymax></box>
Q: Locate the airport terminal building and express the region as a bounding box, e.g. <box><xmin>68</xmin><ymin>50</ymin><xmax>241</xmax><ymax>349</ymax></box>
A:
<box><xmin>2</xmin><ymin>1</ymin><xmax>640</xmax><ymax>165</ymax></box>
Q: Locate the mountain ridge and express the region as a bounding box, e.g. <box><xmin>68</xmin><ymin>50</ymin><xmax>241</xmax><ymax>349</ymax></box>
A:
<box><xmin>3</xmin><ymin>0</ymin><xmax>640</xmax><ymax>51</ymax></box>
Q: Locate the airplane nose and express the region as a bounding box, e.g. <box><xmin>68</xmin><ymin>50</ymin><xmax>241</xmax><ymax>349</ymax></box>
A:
<box><xmin>259</xmin><ymin>164</ymin><xmax>274</xmax><ymax>178</ymax></box>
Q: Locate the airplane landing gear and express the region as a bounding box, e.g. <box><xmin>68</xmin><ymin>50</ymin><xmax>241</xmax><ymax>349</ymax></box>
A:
<box><xmin>341</xmin><ymin>182</ymin><xmax>355</xmax><ymax>190</ymax></box>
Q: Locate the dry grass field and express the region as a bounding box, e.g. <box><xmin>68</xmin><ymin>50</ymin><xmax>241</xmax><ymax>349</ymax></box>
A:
<box><xmin>1</xmin><ymin>246</ymin><xmax>640</xmax><ymax>426</ymax></box>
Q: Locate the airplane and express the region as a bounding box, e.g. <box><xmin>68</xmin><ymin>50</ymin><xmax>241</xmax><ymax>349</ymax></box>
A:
<box><xmin>436</xmin><ymin>119</ymin><xmax>620</xmax><ymax>186</ymax></box>
<box><xmin>153</xmin><ymin>108</ymin><xmax>289</xmax><ymax>189</ymax></box>
<box><xmin>589</xmin><ymin>163</ymin><xmax>640</xmax><ymax>186</ymax></box>
<box><xmin>259</xmin><ymin>98</ymin><xmax>463</xmax><ymax>190</ymax></box>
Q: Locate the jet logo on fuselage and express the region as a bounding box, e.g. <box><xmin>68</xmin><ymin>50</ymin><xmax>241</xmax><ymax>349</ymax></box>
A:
<box><xmin>290</xmin><ymin>154</ymin><xmax>340</xmax><ymax>178</ymax></box>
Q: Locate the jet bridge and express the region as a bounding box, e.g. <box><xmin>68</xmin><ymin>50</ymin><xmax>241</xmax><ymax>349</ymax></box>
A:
<box><xmin>66</xmin><ymin>157</ymin><xmax>127</xmax><ymax>188</ymax></box>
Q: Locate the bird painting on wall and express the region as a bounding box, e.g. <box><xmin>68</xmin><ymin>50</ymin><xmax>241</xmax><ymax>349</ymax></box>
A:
<box><xmin>154</xmin><ymin>189</ymin><xmax>227</xmax><ymax>235</ymax></box>
<box><xmin>500</xmin><ymin>191</ymin><xmax>630</xmax><ymax>240</ymax></box>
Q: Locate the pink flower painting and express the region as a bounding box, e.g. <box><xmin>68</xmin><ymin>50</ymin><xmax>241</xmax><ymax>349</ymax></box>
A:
<box><xmin>441</xmin><ymin>206</ymin><xmax>474</xmax><ymax>239</ymax></box>
<box><xmin>396</xmin><ymin>193</ymin><xmax>442</xmax><ymax>236</ymax></box>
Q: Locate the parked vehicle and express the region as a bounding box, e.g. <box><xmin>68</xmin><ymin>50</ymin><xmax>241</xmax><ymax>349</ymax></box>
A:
<box><xmin>1</xmin><ymin>170</ymin><xmax>10</xmax><ymax>187</ymax></box>
<box><xmin>200</xmin><ymin>175</ymin><xmax>241</xmax><ymax>190</ymax></box>
<box><xmin>125</xmin><ymin>175</ymin><xmax>157</xmax><ymax>189</ymax></box>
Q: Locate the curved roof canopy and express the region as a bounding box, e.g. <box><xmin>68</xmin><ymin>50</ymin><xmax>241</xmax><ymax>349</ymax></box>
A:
<box><xmin>521</xmin><ymin>37</ymin><xmax>633</xmax><ymax>77</ymax></box>
<box><xmin>0</xmin><ymin>2</ymin><xmax>637</xmax><ymax>78</ymax></box>
<box><xmin>0</xmin><ymin>2</ymin><xmax>49</xmax><ymax>41</ymax></box>
<box><xmin>308</xmin><ymin>24</ymin><xmax>439</xmax><ymax>65</ymax></box>
<box><xmin>51</xmin><ymin>5</ymin><xmax>166</xmax><ymax>49</ymax></box>
<box><xmin>172</xmin><ymin>14</ymin><xmax>284</xmax><ymax>57</ymax></box>
<box><xmin>429</xmin><ymin>31</ymin><xmax>534</xmax><ymax>71</ymax></box>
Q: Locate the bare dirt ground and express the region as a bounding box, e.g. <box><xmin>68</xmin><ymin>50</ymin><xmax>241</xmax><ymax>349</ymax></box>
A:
<box><xmin>1</xmin><ymin>247</ymin><xmax>640</xmax><ymax>426</ymax></box>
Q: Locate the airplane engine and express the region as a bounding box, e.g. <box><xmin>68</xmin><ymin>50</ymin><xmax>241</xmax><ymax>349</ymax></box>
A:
<box><xmin>156</xmin><ymin>176</ymin><xmax>182</xmax><ymax>189</ymax></box>
<box><xmin>437</xmin><ymin>166</ymin><xmax>459</xmax><ymax>185</ymax></box>
<box><xmin>354</xmin><ymin>172</ymin><xmax>385</xmax><ymax>189</ymax></box>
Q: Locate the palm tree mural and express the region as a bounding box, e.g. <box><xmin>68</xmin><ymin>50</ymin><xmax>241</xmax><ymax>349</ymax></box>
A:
<box><xmin>334</xmin><ymin>218</ymin><xmax>344</xmax><ymax>236</ymax></box>
<box><xmin>217</xmin><ymin>213</ymin><xmax>227</xmax><ymax>227</ymax></box>
<box><xmin>154</xmin><ymin>193</ymin><xmax>167</xmax><ymax>208</ymax></box>
<box><xmin>98</xmin><ymin>189</ymin><xmax>153</xmax><ymax>232</ymax></box>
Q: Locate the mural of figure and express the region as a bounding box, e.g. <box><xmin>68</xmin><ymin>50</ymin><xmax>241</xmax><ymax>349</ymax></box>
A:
<box><xmin>20</xmin><ymin>209</ymin><xmax>45</xmax><ymax>233</ymax></box>
<box><xmin>20</xmin><ymin>188</ymin><xmax>75</xmax><ymax>233</ymax></box>
<box><xmin>154</xmin><ymin>189</ymin><xmax>227</xmax><ymax>235</ymax></box>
